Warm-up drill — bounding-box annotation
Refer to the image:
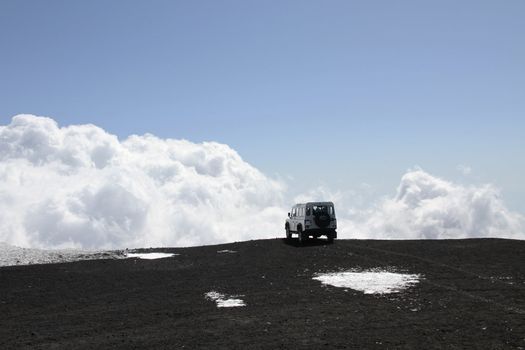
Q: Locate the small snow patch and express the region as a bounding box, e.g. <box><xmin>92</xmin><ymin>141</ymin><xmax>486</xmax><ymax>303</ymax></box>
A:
<box><xmin>313</xmin><ymin>269</ymin><xmax>421</xmax><ymax>295</ymax></box>
<box><xmin>205</xmin><ymin>291</ymin><xmax>245</xmax><ymax>308</ymax></box>
<box><xmin>126</xmin><ymin>253</ymin><xmax>177</xmax><ymax>260</ymax></box>
<box><xmin>217</xmin><ymin>250</ymin><xmax>237</xmax><ymax>254</ymax></box>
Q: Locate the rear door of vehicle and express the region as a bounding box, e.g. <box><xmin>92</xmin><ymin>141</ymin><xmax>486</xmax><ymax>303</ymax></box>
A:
<box><xmin>311</xmin><ymin>203</ymin><xmax>331</xmax><ymax>229</ymax></box>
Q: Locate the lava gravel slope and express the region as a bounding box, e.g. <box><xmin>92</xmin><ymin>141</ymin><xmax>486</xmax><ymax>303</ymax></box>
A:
<box><xmin>1</xmin><ymin>238</ymin><xmax>524</xmax><ymax>349</ymax></box>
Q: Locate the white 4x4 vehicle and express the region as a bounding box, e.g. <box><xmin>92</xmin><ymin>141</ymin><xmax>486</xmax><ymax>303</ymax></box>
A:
<box><xmin>285</xmin><ymin>202</ymin><xmax>337</xmax><ymax>244</ymax></box>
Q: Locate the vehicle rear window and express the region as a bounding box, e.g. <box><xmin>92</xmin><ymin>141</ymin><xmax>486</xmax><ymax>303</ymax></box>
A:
<box><xmin>311</xmin><ymin>205</ymin><xmax>334</xmax><ymax>215</ymax></box>
<box><xmin>312</xmin><ymin>205</ymin><xmax>327</xmax><ymax>214</ymax></box>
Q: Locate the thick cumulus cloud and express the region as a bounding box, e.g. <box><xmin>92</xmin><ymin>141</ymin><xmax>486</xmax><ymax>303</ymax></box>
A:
<box><xmin>1</xmin><ymin>115</ymin><xmax>523</xmax><ymax>249</ymax></box>
<box><xmin>336</xmin><ymin>170</ymin><xmax>525</xmax><ymax>240</ymax></box>
<box><xmin>0</xmin><ymin>115</ymin><xmax>285</xmax><ymax>249</ymax></box>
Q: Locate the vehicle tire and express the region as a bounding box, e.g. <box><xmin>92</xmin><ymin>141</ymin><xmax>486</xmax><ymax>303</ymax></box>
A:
<box><xmin>286</xmin><ymin>226</ymin><xmax>291</xmax><ymax>240</ymax></box>
<box><xmin>314</xmin><ymin>212</ymin><xmax>330</xmax><ymax>228</ymax></box>
<box><xmin>326</xmin><ymin>231</ymin><xmax>335</xmax><ymax>244</ymax></box>
<box><xmin>298</xmin><ymin>227</ymin><xmax>307</xmax><ymax>244</ymax></box>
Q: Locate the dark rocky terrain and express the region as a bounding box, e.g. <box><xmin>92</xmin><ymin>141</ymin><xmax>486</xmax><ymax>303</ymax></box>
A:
<box><xmin>1</xmin><ymin>238</ymin><xmax>524</xmax><ymax>349</ymax></box>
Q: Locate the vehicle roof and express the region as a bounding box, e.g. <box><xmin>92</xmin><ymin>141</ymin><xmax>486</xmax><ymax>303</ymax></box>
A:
<box><xmin>294</xmin><ymin>202</ymin><xmax>334</xmax><ymax>207</ymax></box>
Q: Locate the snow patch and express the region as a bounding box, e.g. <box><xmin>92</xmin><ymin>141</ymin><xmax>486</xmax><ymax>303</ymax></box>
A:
<box><xmin>313</xmin><ymin>269</ymin><xmax>421</xmax><ymax>294</ymax></box>
<box><xmin>126</xmin><ymin>252</ymin><xmax>177</xmax><ymax>260</ymax></box>
<box><xmin>0</xmin><ymin>242</ymin><xmax>123</xmax><ymax>267</ymax></box>
<box><xmin>205</xmin><ymin>291</ymin><xmax>246</xmax><ymax>308</ymax></box>
<box><xmin>217</xmin><ymin>250</ymin><xmax>237</xmax><ymax>254</ymax></box>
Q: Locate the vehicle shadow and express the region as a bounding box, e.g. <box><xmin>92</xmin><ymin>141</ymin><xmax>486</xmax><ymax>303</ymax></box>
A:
<box><xmin>281</xmin><ymin>238</ymin><xmax>333</xmax><ymax>248</ymax></box>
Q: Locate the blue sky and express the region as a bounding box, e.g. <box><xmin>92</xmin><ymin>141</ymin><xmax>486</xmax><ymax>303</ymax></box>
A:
<box><xmin>1</xmin><ymin>0</ymin><xmax>524</xmax><ymax>211</ymax></box>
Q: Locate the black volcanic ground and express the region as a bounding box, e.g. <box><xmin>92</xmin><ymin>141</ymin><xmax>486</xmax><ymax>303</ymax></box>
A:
<box><xmin>1</xmin><ymin>238</ymin><xmax>524</xmax><ymax>349</ymax></box>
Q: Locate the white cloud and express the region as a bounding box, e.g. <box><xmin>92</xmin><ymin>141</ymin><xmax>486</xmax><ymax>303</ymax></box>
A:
<box><xmin>340</xmin><ymin>169</ymin><xmax>525</xmax><ymax>240</ymax></box>
<box><xmin>0</xmin><ymin>115</ymin><xmax>286</xmax><ymax>249</ymax></box>
<box><xmin>0</xmin><ymin>115</ymin><xmax>523</xmax><ymax>249</ymax></box>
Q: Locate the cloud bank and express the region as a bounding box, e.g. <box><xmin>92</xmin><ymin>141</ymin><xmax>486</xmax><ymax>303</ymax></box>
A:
<box><xmin>0</xmin><ymin>115</ymin><xmax>285</xmax><ymax>249</ymax></box>
<box><xmin>0</xmin><ymin>115</ymin><xmax>523</xmax><ymax>249</ymax></box>
<box><xmin>334</xmin><ymin>170</ymin><xmax>525</xmax><ymax>240</ymax></box>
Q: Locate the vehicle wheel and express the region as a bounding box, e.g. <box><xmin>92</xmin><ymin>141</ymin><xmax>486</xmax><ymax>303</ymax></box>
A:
<box><xmin>327</xmin><ymin>232</ymin><xmax>335</xmax><ymax>244</ymax></box>
<box><xmin>314</xmin><ymin>212</ymin><xmax>330</xmax><ymax>228</ymax></box>
<box><xmin>298</xmin><ymin>228</ymin><xmax>306</xmax><ymax>244</ymax></box>
<box><xmin>286</xmin><ymin>226</ymin><xmax>291</xmax><ymax>240</ymax></box>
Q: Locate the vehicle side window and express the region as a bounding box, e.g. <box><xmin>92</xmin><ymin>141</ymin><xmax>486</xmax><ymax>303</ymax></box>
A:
<box><xmin>300</xmin><ymin>207</ymin><xmax>303</xmax><ymax>217</ymax></box>
<box><xmin>292</xmin><ymin>208</ymin><xmax>296</xmax><ymax>217</ymax></box>
<box><xmin>329</xmin><ymin>206</ymin><xmax>333</xmax><ymax>215</ymax></box>
<box><xmin>306</xmin><ymin>206</ymin><xmax>311</xmax><ymax>216</ymax></box>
